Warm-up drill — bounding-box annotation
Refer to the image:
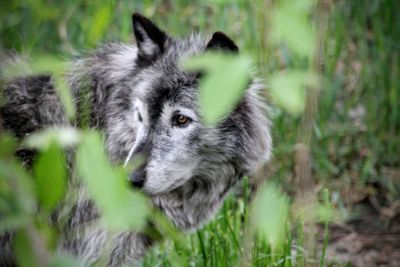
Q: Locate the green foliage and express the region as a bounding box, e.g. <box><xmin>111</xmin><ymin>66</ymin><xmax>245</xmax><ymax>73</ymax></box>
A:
<box><xmin>51</xmin><ymin>254</ymin><xmax>83</xmax><ymax>267</ymax></box>
<box><xmin>270</xmin><ymin>71</ymin><xmax>318</xmax><ymax>115</ymax></box>
<box><xmin>270</xmin><ymin>0</ymin><xmax>316</xmax><ymax>59</ymax></box>
<box><xmin>14</xmin><ymin>229</ymin><xmax>40</xmax><ymax>267</ymax></box>
<box><xmin>29</xmin><ymin>56</ymin><xmax>75</xmax><ymax>119</ymax></box>
<box><xmin>33</xmin><ymin>143</ymin><xmax>66</xmax><ymax>212</ymax></box>
<box><xmin>268</xmin><ymin>0</ymin><xmax>318</xmax><ymax>116</ymax></box>
<box><xmin>24</xmin><ymin>127</ymin><xmax>81</xmax><ymax>150</ymax></box>
<box><xmin>76</xmin><ymin>132</ymin><xmax>149</xmax><ymax>231</ymax></box>
<box><xmin>0</xmin><ymin>129</ymin><xmax>151</xmax><ymax>265</ymax></box>
<box><xmin>87</xmin><ymin>5</ymin><xmax>113</xmax><ymax>47</ymax></box>
<box><xmin>0</xmin><ymin>139</ymin><xmax>36</xmax><ymax>232</ymax></box>
<box><xmin>253</xmin><ymin>183</ymin><xmax>289</xmax><ymax>248</ymax></box>
<box><xmin>184</xmin><ymin>52</ymin><xmax>252</xmax><ymax>124</ymax></box>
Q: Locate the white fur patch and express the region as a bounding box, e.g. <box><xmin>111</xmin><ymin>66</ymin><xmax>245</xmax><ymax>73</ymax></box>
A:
<box><xmin>124</xmin><ymin>99</ymin><xmax>149</xmax><ymax>167</ymax></box>
<box><xmin>108</xmin><ymin>45</ymin><xmax>138</xmax><ymax>80</ymax></box>
<box><xmin>124</xmin><ymin>124</ymin><xmax>145</xmax><ymax>167</ymax></box>
<box><xmin>145</xmin><ymin>159</ymin><xmax>198</xmax><ymax>195</ymax></box>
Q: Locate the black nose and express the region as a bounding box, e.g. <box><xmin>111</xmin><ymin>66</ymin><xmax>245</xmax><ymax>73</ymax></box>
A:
<box><xmin>130</xmin><ymin>168</ymin><xmax>146</xmax><ymax>189</ymax></box>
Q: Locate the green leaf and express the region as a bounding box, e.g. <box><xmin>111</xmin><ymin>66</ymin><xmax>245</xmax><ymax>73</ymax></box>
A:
<box><xmin>88</xmin><ymin>6</ymin><xmax>112</xmax><ymax>47</ymax></box>
<box><xmin>24</xmin><ymin>127</ymin><xmax>81</xmax><ymax>150</ymax></box>
<box><xmin>51</xmin><ymin>254</ymin><xmax>82</xmax><ymax>267</ymax></box>
<box><xmin>29</xmin><ymin>55</ymin><xmax>67</xmax><ymax>74</ymax></box>
<box><xmin>53</xmin><ymin>73</ymin><xmax>75</xmax><ymax>120</ymax></box>
<box><xmin>184</xmin><ymin>52</ymin><xmax>252</xmax><ymax>125</ymax></box>
<box><xmin>0</xmin><ymin>160</ymin><xmax>36</xmax><ymax>220</ymax></box>
<box><xmin>0</xmin><ymin>55</ymin><xmax>31</xmax><ymax>82</ymax></box>
<box><xmin>14</xmin><ymin>229</ymin><xmax>40</xmax><ymax>267</ymax></box>
<box><xmin>33</xmin><ymin>143</ymin><xmax>67</xmax><ymax>212</ymax></box>
<box><xmin>269</xmin><ymin>71</ymin><xmax>318</xmax><ymax>115</ymax></box>
<box><xmin>270</xmin><ymin>0</ymin><xmax>315</xmax><ymax>58</ymax></box>
<box><xmin>253</xmin><ymin>183</ymin><xmax>289</xmax><ymax>248</ymax></box>
<box><xmin>30</xmin><ymin>55</ymin><xmax>75</xmax><ymax>120</ymax></box>
<box><xmin>76</xmin><ymin>132</ymin><xmax>149</xmax><ymax>231</ymax></box>
<box><xmin>0</xmin><ymin>133</ymin><xmax>17</xmax><ymax>157</ymax></box>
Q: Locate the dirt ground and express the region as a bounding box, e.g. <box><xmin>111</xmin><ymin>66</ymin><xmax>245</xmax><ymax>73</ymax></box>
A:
<box><xmin>321</xmin><ymin>203</ymin><xmax>400</xmax><ymax>267</ymax></box>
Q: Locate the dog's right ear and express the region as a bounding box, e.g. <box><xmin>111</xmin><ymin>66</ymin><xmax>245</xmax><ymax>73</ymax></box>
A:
<box><xmin>206</xmin><ymin>32</ymin><xmax>239</xmax><ymax>53</ymax></box>
<box><xmin>132</xmin><ymin>13</ymin><xmax>168</xmax><ymax>61</ymax></box>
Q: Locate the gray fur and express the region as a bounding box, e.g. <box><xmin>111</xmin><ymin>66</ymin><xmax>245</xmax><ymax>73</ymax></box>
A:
<box><xmin>0</xmin><ymin>14</ymin><xmax>271</xmax><ymax>266</ymax></box>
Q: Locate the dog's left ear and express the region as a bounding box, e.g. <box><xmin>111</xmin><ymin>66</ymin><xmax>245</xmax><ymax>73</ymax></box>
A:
<box><xmin>132</xmin><ymin>13</ymin><xmax>168</xmax><ymax>60</ymax></box>
<box><xmin>206</xmin><ymin>32</ymin><xmax>239</xmax><ymax>53</ymax></box>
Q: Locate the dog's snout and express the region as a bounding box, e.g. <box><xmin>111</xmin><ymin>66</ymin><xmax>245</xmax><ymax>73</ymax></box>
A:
<box><xmin>130</xmin><ymin>168</ymin><xmax>146</xmax><ymax>189</ymax></box>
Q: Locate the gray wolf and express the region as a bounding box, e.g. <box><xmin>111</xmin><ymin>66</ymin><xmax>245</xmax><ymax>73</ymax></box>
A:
<box><xmin>0</xmin><ymin>13</ymin><xmax>272</xmax><ymax>266</ymax></box>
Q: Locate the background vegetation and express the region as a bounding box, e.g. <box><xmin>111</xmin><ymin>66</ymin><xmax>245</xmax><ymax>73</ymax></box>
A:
<box><xmin>1</xmin><ymin>0</ymin><xmax>399</xmax><ymax>266</ymax></box>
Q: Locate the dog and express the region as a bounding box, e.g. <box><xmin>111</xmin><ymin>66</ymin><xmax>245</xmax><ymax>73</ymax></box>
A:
<box><xmin>0</xmin><ymin>13</ymin><xmax>272</xmax><ymax>266</ymax></box>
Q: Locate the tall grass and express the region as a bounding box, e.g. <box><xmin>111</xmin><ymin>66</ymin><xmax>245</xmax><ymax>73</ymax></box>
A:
<box><xmin>143</xmin><ymin>180</ymin><xmax>296</xmax><ymax>267</ymax></box>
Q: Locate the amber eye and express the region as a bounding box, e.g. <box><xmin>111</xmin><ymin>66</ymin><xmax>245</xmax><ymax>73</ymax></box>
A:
<box><xmin>174</xmin><ymin>114</ymin><xmax>191</xmax><ymax>127</ymax></box>
<box><xmin>177</xmin><ymin>115</ymin><xmax>189</xmax><ymax>125</ymax></box>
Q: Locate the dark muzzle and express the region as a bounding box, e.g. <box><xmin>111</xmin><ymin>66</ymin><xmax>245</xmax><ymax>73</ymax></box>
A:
<box><xmin>130</xmin><ymin>165</ymin><xmax>146</xmax><ymax>189</ymax></box>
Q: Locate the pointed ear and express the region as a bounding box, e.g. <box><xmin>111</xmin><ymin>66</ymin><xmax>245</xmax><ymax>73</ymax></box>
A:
<box><xmin>132</xmin><ymin>13</ymin><xmax>168</xmax><ymax>60</ymax></box>
<box><xmin>206</xmin><ymin>32</ymin><xmax>239</xmax><ymax>53</ymax></box>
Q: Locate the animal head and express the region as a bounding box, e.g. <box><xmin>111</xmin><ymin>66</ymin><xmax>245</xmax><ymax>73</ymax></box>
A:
<box><xmin>115</xmin><ymin>14</ymin><xmax>271</xmax><ymax>195</ymax></box>
<box><xmin>92</xmin><ymin>14</ymin><xmax>271</xmax><ymax>197</ymax></box>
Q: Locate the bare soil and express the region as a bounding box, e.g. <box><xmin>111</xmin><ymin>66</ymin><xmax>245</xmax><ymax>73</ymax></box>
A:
<box><xmin>322</xmin><ymin>203</ymin><xmax>400</xmax><ymax>267</ymax></box>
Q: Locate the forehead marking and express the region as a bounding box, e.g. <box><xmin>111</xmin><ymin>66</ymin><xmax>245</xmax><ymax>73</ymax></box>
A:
<box><xmin>134</xmin><ymin>78</ymin><xmax>153</xmax><ymax>99</ymax></box>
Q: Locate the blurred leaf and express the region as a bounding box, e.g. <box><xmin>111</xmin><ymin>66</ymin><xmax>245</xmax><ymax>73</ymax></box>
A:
<box><xmin>316</xmin><ymin>204</ymin><xmax>335</xmax><ymax>222</ymax></box>
<box><xmin>33</xmin><ymin>143</ymin><xmax>67</xmax><ymax>212</ymax></box>
<box><xmin>14</xmin><ymin>229</ymin><xmax>40</xmax><ymax>267</ymax></box>
<box><xmin>35</xmin><ymin>220</ymin><xmax>58</xmax><ymax>252</ymax></box>
<box><xmin>292</xmin><ymin>189</ymin><xmax>339</xmax><ymax>223</ymax></box>
<box><xmin>0</xmin><ymin>160</ymin><xmax>36</xmax><ymax>217</ymax></box>
<box><xmin>147</xmin><ymin>210</ymin><xmax>183</xmax><ymax>243</ymax></box>
<box><xmin>293</xmin><ymin>200</ymin><xmax>337</xmax><ymax>223</ymax></box>
<box><xmin>30</xmin><ymin>2</ymin><xmax>60</xmax><ymax>21</ymax></box>
<box><xmin>0</xmin><ymin>214</ymin><xmax>29</xmax><ymax>234</ymax></box>
<box><xmin>30</xmin><ymin>56</ymin><xmax>75</xmax><ymax>119</ymax></box>
<box><xmin>88</xmin><ymin>6</ymin><xmax>112</xmax><ymax>47</ymax></box>
<box><xmin>184</xmin><ymin>52</ymin><xmax>252</xmax><ymax>124</ymax></box>
<box><xmin>270</xmin><ymin>0</ymin><xmax>315</xmax><ymax>58</ymax></box>
<box><xmin>76</xmin><ymin>131</ymin><xmax>149</xmax><ymax>231</ymax></box>
<box><xmin>0</xmin><ymin>54</ymin><xmax>31</xmax><ymax>82</ymax></box>
<box><xmin>24</xmin><ymin>127</ymin><xmax>80</xmax><ymax>150</ymax></box>
<box><xmin>253</xmin><ymin>183</ymin><xmax>289</xmax><ymax>248</ymax></box>
<box><xmin>53</xmin><ymin>73</ymin><xmax>75</xmax><ymax>120</ymax></box>
<box><xmin>318</xmin><ymin>188</ymin><xmax>336</xmax><ymax>222</ymax></box>
<box><xmin>270</xmin><ymin>71</ymin><xmax>318</xmax><ymax>115</ymax></box>
<box><xmin>29</xmin><ymin>55</ymin><xmax>67</xmax><ymax>75</ymax></box>
<box><xmin>51</xmin><ymin>254</ymin><xmax>82</xmax><ymax>267</ymax></box>
<box><xmin>0</xmin><ymin>133</ymin><xmax>17</xmax><ymax>157</ymax></box>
